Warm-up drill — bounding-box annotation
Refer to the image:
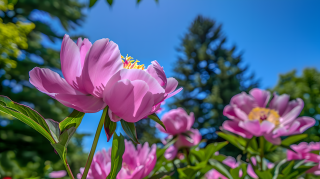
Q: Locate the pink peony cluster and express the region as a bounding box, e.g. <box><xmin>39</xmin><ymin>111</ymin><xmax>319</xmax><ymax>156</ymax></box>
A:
<box><xmin>77</xmin><ymin>140</ymin><xmax>156</xmax><ymax>179</ymax></box>
<box><xmin>156</xmin><ymin>108</ymin><xmax>202</xmax><ymax>160</ymax></box>
<box><xmin>29</xmin><ymin>35</ymin><xmax>181</xmax><ymax>122</ymax></box>
<box><xmin>222</xmin><ymin>88</ymin><xmax>315</xmax><ymax>144</ymax></box>
<box><xmin>287</xmin><ymin>142</ymin><xmax>320</xmax><ymax>175</ymax></box>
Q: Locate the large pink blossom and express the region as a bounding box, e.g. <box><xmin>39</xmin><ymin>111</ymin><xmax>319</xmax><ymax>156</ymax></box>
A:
<box><xmin>77</xmin><ymin>140</ymin><xmax>156</xmax><ymax>179</ymax></box>
<box><xmin>287</xmin><ymin>142</ymin><xmax>320</xmax><ymax>175</ymax></box>
<box><xmin>157</xmin><ymin>108</ymin><xmax>201</xmax><ymax>160</ymax></box>
<box><xmin>104</xmin><ymin>60</ymin><xmax>181</xmax><ymax>123</ymax></box>
<box><xmin>29</xmin><ymin>35</ymin><xmax>122</xmax><ymax>113</ymax></box>
<box><xmin>222</xmin><ymin>88</ymin><xmax>315</xmax><ymax>144</ymax></box>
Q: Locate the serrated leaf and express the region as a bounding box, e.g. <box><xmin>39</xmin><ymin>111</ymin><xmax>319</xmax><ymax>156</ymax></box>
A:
<box><xmin>0</xmin><ymin>96</ymin><xmax>55</xmax><ymax>143</ymax></box>
<box><xmin>106</xmin><ymin>133</ymin><xmax>125</xmax><ymax>179</ymax></box>
<box><xmin>281</xmin><ymin>134</ymin><xmax>307</xmax><ymax>146</ymax></box>
<box><xmin>104</xmin><ymin>107</ymin><xmax>117</xmax><ymax>142</ymax></box>
<box><xmin>120</xmin><ymin>119</ymin><xmax>139</xmax><ymax>144</ymax></box>
<box><xmin>89</xmin><ymin>0</ymin><xmax>98</xmax><ymax>7</ymax></box>
<box><xmin>148</xmin><ymin>113</ymin><xmax>166</xmax><ymax>131</ymax></box>
<box><xmin>106</xmin><ymin>0</ymin><xmax>113</xmax><ymax>5</ymax></box>
<box><xmin>59</xmin><ymin>109</ymin><xmax>85</xmax><ymax>132</ymax></box>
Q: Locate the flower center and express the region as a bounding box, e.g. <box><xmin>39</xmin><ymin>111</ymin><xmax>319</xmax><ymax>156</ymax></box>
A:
<box><xmin>122</xmin><ymin>54</ymin><xmax>145</xmax><ymax>70</ymax></box>
<box><xmin>248</xmin><ymin>107</ymin><xmax>280</xmax><ymax>126</ymax></box>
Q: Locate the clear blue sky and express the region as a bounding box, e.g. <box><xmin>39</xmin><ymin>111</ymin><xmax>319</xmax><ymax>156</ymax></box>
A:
<box><xmin>59</xmin><ymin>0</ymin><xmax>320</xmax><ymax>152</ymax></box>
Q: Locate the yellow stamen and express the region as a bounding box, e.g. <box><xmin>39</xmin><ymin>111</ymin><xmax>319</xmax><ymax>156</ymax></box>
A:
<box><xmin>121</xmin><ymin>54</ymin><xmax>145</xmax><ymax>70</ymax></box>
<box><xmin>248</xmin><ymin>107</ymin><xmax>280</xmax><ymax>126</ymax></box>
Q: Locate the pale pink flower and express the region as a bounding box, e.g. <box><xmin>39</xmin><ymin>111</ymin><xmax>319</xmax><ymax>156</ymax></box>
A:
<box><xmin>77</xmin><ymin>140</ymin><xmax>157</xmax><ymax>179</ymax></box>
<box><xmin>287</xmin><ymin>142</ymin><xmax>320</xmax><ymax>175</ymax></box>
<box><xmin>48</xmin><ymin>170</ymin><xmax>67</xmax><ymax>178</ymax></box>
<box><xmin>103</xmin><ymin>59</ymin><xmax>181</xmax><ymax>123</ymax></box>
<box><xmin>29</xmin><ymin>35</ymin><xmax>122</xmax><ymax>113</ymax></box>
<box><xmin>222</xmin><ymin>88</ymin><xmax>315</xmax><ymax>144</ymax></box>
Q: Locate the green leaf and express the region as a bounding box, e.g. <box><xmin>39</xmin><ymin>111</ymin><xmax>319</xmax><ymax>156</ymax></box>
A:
<box><xmin>45</xmin><ymin>119</ymin><xmax>60</xmax><ymax>143</ymax></box>
<box><xmin>89</xmin><ymin>0</ymin><xmax>98</xmax><ymax>7</ymax></box>
<box><xmin>178</xmin><ymin>162</ymin><xmax>207</xmax><ymax>179</ymax></box>
<box><xmin>204</xmin><ymin>141</ymin><xmax>228</xmax><ymax>161</ymax></box>
<box><xmin>51</xmin><ymin>127</ymin><xmax>76</xmax><ymax>163</ymax></box>
<box><xmin>104</xmin><ymin>107</ymin><xmax>117</xmax><ymax>142</ymax></box>
<box><xmin>217</xmin><ymin>132</ymin><xmax>258</xmax><ymax>154</ymax></box>
<box><xmin>281</xmin><ymin>160</ymin><xmax>294</xmax><ymax>176</ymax></box>
<box><xmin>107</xmin><ymin>133</ymin><xmax>125</xmax><ymax>179</ymax></box>
<box><xmin>281</xmin><ymin>134</ymin><xmax>307</xmax><ymax>146</ymax></box>
<box><xmin>209</xmin><ymin>159</ymin><xmax>233</xmax><ymax>179</ymax></box>
<box><xmin>156</xmin><ymin>137</ymin><xmax>177</xmax><ymax>158</ymax></box>
<box><xmin>137</xmin><ymin>0</ymin><xmax>142</xmax><ymax>3</ymax></box>
<box><xmin>120</xmin><ymin>120</ymin><xmax>140</xmax><ymax>144</ymax></box>
<box><xmin>106</xmin><ymin>0</ymin><xmax>113</xmax><ymax>5</ymax></box>
<box><xmin>230</xmin><ymin>167</ymin><xmax>241</xmax><ymax>179</ymax></box>
<box><xmin>0</xmin><ymin>95</ymin><xmax>55</xmax><ymax>143</ymax></box>
<box><xmin>59</xmin><ymin>109</ymin><xmax>85</xmax><ymax>132</ymax></box>
<box><xmin>254</xmin><ymin>170</ymin><xmax>273</xmax><ymax>179</ymax></box>
<box><xmin>148</xmin><ymin>171</ymin><xmax>173</xmax><ymax>179</ymax></box>
<box><xmin>148</xmin><ymin>113</ymin><xmax>166</xmax><ymax>131</ymax></box>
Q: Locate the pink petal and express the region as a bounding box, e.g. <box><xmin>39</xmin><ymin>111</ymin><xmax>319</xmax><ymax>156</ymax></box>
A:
<box><xmin>29</xmin><ymin>67</ymin><xmax>79</xmax><ymax>97</ymax></box>
<box><xmin>55</xmin><ymin>93</ymin><xmax>106</xmax><ymax>113</ymax></box>
<box><xmin>249</xmin><ymin>88</ymin><xmax>270</xmax><ymax>107</ymax></box>
<box><xmin>165</xmin><ymin>77</ymin><xmax>178</xmax><ymax>94</ymax></box>
<box><xmin>281</xmin><ymin>98</ymin><xmax>304</xmax><ymax>125</ymax></box>
<box><xmin>105</xmin><ymin>69</ymin><xmax>165</xmax><ymax>105</ymax></box>
<box><xmin>264</xmin><ymin>134</ymin><xmax>281</xmax><ymax>145</ymax></box>
<box><xmin>164</xmin><ymin>145</ymin><xmax>178</xmax><ymax>160</ymax></box>
<box><xmin>76</xmin><ymin>37</ymin><xmax>92</xmax><ymax>68</ymax></box>
<box><xmin>223</xmin><ymin>105</ymin><xmax>242</xmax><ymax>121</ymax></box>
<box><xmin>222</xmin><ymin>120</ymin><xmax>253</xmax><ymax>138</ymax></box>
<box><xmin>230</xmin><ymin>92</ymin><xmax>257</xmax><ymax>114</ymax></box>
<box><xmin>103</xmin><ymin>79</ymin><xmax>154</xmax><ymax>123</ymax></box>
<box><xmin>269</xmin><ymin>93</ymin><xmax>290</xmax><ymax>116</ymax></box>
<box><xmin>247</xmin><ymin>164</ymin><xmax>258</xmax><ymax>179</ymax></box>
<box><xmin>81</xmin><ymin>38</ymin><xmax>122</xmax><ymax>98</ymax></box>
<box><xmin>48</xmin><ymin>170</ymin><xmax>67</xmax><ymax>178</ymax></box>
<box><xmin>60</xmin><ymin>35</ymin><xmax>82</xmax><ymax>88</ymax></box>
<box><xmin>223</xmin><ymin>157</ymin><xmax>238</xmax><ymax>168</ymax></box>
<box><xmin>239</xmin><ymin>120</ymin><xmax>275</xmax><ymax>136</ymax></box>
<box><xmin>146</xmin><ymin>60</ymin><xmax>167</xmax><ymax>88</ymax></box>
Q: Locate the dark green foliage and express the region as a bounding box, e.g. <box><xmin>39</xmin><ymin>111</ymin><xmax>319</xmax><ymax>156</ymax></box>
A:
<box><xmin>169</xmin><ymin>15</ymin><xmax>259</xmax><ymax>157</ymax></box>
<box><xmin>0</xmin><ymin>0</ymin><xmax>87</xmax><ymax>178</ymax></box>
<box><xmin>272</xmin><ymin>68</ymin><xmax>320</xmax><ymax>143</ymax></box>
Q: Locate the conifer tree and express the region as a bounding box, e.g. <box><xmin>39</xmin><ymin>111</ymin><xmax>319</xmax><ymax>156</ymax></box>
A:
<box><xmin>170</xmin><ymin>15</ymin><xmax>259</xmax><ymax>156</ymax></box>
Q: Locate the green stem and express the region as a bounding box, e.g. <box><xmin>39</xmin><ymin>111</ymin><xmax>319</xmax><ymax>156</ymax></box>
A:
<box><xmin>259</xmin><ymin>136</ymin><xmax>265</xmax><ymax>171</ymax></box>
<box><xmin>81</xmin><ymin>107</ymin><xmax>108</xmax><ymax>179</ymax></box>
<box><xmin>64</xmin><ymin>160</ymin><xmax>75</xmax><ymax>179</ymax></box>
<box><xmin>183</xmin><ymin>148</ymin><xmax>191</xmax><ymax>166</ymax></box>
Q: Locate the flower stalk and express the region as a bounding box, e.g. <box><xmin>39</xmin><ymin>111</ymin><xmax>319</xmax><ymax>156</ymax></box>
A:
<box><xmin>81</xmin><ymin>107</ymin><xmax>108</xmax><ymax>179</ymax></box>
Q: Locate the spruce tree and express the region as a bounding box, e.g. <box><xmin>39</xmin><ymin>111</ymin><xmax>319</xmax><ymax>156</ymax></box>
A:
<box><xmin>170</xmin><ymin>15</ymin><xmax>259</xmax><ymax>156</ymax></box>
<box><xmin>0</xmin><ymin>0</ymin><xmax>87</xmax><ymax>177</ymax></box>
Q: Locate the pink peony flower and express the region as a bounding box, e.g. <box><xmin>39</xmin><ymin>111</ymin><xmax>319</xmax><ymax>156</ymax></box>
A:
<box><xmin>157</xmin><ymin>108</ymin><xmax>201</xmax><ymax>160</ymax></box>
<box><xmin>103</xmin><ymin>58</ymin><xmax>181</xmax><ymax>123</ymax></box>
<box><xmin>77</xmin><ymin>140</ymin><xmax>157</xmax><ymax>179</ymax></box>
<box><xmin>287</xmin><ymin>142</ymin><xmax>320</xmax><ymax>175</ymax></box>
<box><xmin>48</xmin><ymin>170</ymin><xmax>67</xmax><ymax>178</ymax></box>
<box><xmin>156</xmin><ymin>108</ymin><xmax>194</xmax><ymax>135</ymax></box>
<box><xmin>29</xmin><ymin>35</ymin><xmax>122</xmax><ymax>113</ymax></box>
<box><xmin>222</xmin><ymin>88</ymin><xmax>315</xmax><ymax>144</ymax></box>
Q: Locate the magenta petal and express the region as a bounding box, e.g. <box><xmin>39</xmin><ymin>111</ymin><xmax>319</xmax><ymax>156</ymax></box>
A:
<box><xmin>105</xmin><ymin>69</ymin><xmax>165</xmax><ymax>105</ymax></box>
<box><xmin>60</xmin><ymin>35</ymin><xmax>82</xmax><ymax>88</ymax></box>
<box><xmin>104</xmin><ymin>79</ymin><xmax>154</xmax><ymax>123</ymax></box>
<box><xmin>165</xmin><ymin>77</ymin><xmax>178</xmax><ymax>94</ymax></box>
<box><xmin>222</xmin><ymin>120</ymin><xmax>253</xmax><ymax>138</ymax></box>
<box><xmin>29</xmin><ymin>67</ymin><xmax>79</xmax><ymax>97</ymax></box>
<box><xmin>146</xmin><ymin>60</ymin><xmax>167</xmax><ymax>88</ymax></box>
<box><xmin>223</xmin><ymin>105</ymin><xmax>241</xmax><ymax>121</ymax></box>
<box><xmin>230</xmin><ymin>92</ymin><xmax>257</xmax><ymax>114</ymax></box>
<box><xmin>55</xmin><ymin>93</ymin><xmax>106</xmax><ymax>113</ymax></box>
<box><xmin>223</xmin><ymin>157</ymin><xmax>239</xmax><ymax>168</ymax></box>
<box><xmin>247</xmin><ymin>164</ymin><xmax>258</xmax><ymax>179</ymax></box>
<box><xmin>269</xmin><ymin>93</ymin><xmax>290</xmax><ymax>116</ymax></box>
<box><xmin>48</xmin><ymin>170</ymin><xmax>67</xmax><ymax>178</ymax></box>
<box><xmin>239</xmin><ymin>120</ymin><xmax>263</xmax><ymax>136</ymax></box>
<box><xmin>76</xmin><ymin>38</ymin><xmax>92</xmax><ymax>68</ymax></box>
<box><xmin>264</xmin><ymin>134</ymin><xmax>281</xmax><ymax>145</ymax></box>
<box><xmin>164</xmin><ymin>145</ymin><xmax>178</xmax><ymax>160</ymax></box>
<box><xmin>81</xmin><ymin>38</ymin><xmax>122</xmax><ymax>97</ymax></box>
<box><xmin>281</xmin><ymin>98</ymin><xmax>304</xmax><ymax>125</ymax></box>
<box><xmin>289</xmin><ymin>117</ymin><xmax>315</xmax><ymax>134</ymax></box>
<box><xmin>249</xmin><ymin>88</ymin><xmax>270</xmax><ymax>107</ymax></box>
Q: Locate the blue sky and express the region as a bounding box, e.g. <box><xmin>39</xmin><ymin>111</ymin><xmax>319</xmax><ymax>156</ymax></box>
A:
<box><xmin>53</xmin><ymin>0</ymin><xmax>320</xmax><ymax>152</ymax></box>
